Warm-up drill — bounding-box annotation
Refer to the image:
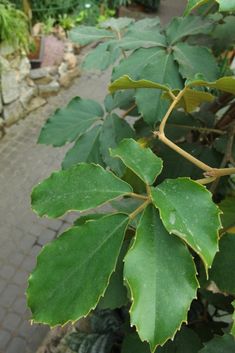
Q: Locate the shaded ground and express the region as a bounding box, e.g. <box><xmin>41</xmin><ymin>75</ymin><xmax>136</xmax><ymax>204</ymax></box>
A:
<box><xmin>0</xmin><ymin>1</ymin><xmax>187</xmax><ymax>352</ymax></box>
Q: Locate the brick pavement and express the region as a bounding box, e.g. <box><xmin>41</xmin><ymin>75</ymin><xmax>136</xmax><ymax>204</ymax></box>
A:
<box><xmin>0</xmin><ymin>2</ymin><xmax>187</xmax><ymax>351</ymax></box>
<box><xmin>0</xmin><ymin>69</ymin><xmax>110</xmax><ymax>353</ymax></box>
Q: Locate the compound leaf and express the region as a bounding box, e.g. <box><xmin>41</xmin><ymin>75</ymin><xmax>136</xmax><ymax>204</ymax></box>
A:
<box><xmin>62</xmin><ymin>125</ymin><xmax>103</xmax><ymax>170</ymax></box>
<box><xmin>209</xmin><ymin>233</ymin><xmax>235</xmax><ymax>295</ymax></box>
<box><xmin>32</xmin><ymin>163</ymin><xmax>133</xmax><ymax>218</ymax></box>
<box><xmin>151</xmin><ymin>178</ymin><xmax>221</xmax><ymax>272</ymax></box>
<box><xmin>69</xmin><ymin>26</ymin><xmax>115</xmax><ymax>46</ymax></box>
<box><xmin>110</xmin><ymin>138</ymin><xmax>163</xmax><ymax>185</ymax></box>
<box><xmin>83</xmin><ymin>42</ymin><xmax>121</xmax><ymax>71</ymax></box>
<box><xmin>173</xmin><ymin>43</ymin><xmax>219</xmax><ymax>81</ymax></box>
<box><xmin>166</xmin><ymin>15</ymin><xmax>213</xmax><ymax>45</ymax></box>
<box><xmin>38</xmin><ymin>97</ymin><xmax>104</xmax><ymax>147</ymax></box>
<box><xmin>100</xmin><ymin>17</ymin><xmax>134</xmax><ymax>31</ymax></box>
<box><xmin>124</xmin><ymin>206</ymin><xmax>198</xmax><ymax>351</ymax></box>
<box><xmin>27</xmin><ymin>213</ymin><xmax>129</xmax><ymax>325</ymax></box>
<box><xmin>199</xmin><ymin>334</ymin><xmax>235</xmax><ymax>352</ymax></box>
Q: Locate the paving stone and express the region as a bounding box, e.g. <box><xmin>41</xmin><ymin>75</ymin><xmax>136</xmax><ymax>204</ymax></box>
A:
<box><xmin>1</xmin><ymin>265</ymin><xmax>15</xmax><ymax>280</ymax></box>
<box><xmin>6</xmin><ymin>337</ymin><xmax>26</xmax><ymax>353</ymax></box>
<box><xmin>12</xmin><ymin>270</ymin><xmax>28</xmax><ymax>286</ymax></box>
<box><xmin>9</xmin><ymin>253</ymin><xmax>24</xmax><ymax>267</ymax></box>
<box><xmin>0</xmin><ymin>278</ymin><xmax>7</xmax><ymax>294</ymax></box>
<box><xmin>37</xmin><ymin>229</ymin><xmax>56</xmax><ymax>246</ymax></box>
<box><xmin>3</xmin><ymin>312</ymin><xmax>21</xmax><ymax>330</ymax></box>
<box><xmin>0</xmin><ymin>307</ymin><xmax>7</xmax><ymax>321</ymax></box>
<box><xmin>1</xmin><ymin>284</ymin><xmax>20</xmax><ymax>308</ymax></box>
<box><xmin>12</xmin><ymin>297</ymin><xmax>27</xmax><ymax>315</ymax></box>
<box><xmin>0</xmin><ymin>330</ymin><xmax>11</xmax><ymax>351</ymax></box>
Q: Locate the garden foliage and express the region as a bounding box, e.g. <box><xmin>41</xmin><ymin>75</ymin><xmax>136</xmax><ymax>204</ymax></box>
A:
<box><xmin>27</xmin><ymin>0</ymin><xmax>235</xmax><ymax>351</ymax></box>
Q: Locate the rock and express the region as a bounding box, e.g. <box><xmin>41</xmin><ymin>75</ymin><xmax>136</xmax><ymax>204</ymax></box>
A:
<box><xmin>59</xmin><ymin>67</ymin><xmax>80</xmax><ymax>88</ymax></box>
<box><xmin>64</xmin><ymin>42</ymin><xmax>74</xmax><ymax>53</ymax></box>
<box><xmin>25</xmin><ymin>96</ymin><xmax>47</xmax><ymax>112</ymax></box>
<box><xmin>0</xmin><ymin>56</ymin><xmax>10</xmax><ymax>71</ymax></box>
<box><xmin>38</xmin><ymin>81</ymin><xmax>60</xmax><ymax>97</ymax></box>
<box><xmin>53</xmin><ymin>25</ymin><xmax>66</xmax><ymax>41</ymax></box>
<box><xmin>1</xmin><ymin>69</ymin><xmax>19</xmax><ymax>104</ymax></box>
<box><xmin>19</xmin><ymin>83</ymin><xmax>38</xmax><ymax>108</ymax></box>
<box><xmin>0</xmin><ymin>117</ymin><xmax>4</xmax><ymax>128</ymax></box>
<box><xmin>73</xmin><ymin>44</ymin><xmax>81</xmax><ymax>55</ymax></box>
<box><xmin>30</xmin><ymin>68</ymin><xmax>50</xmax><ymax>80</ymax></box>
<box><xmin>33</xmin><ymin>75</ymin><xmax>53</xmax><ymax>84</ymax></box>
<box><xmin>58</xmin><ymin>62</ymin><xmax>68</xmax><ymax>76</ymax></box>
<box><xmin>63</xmin><ymin>53</ymin><xmax>77</xmax><ymax>70</ymax></box>
<box><xmin>47</xmin><ymin>66</ymin><xmax>58</xmax><ymax>76</ymax></box>
<box><xmin>3</xmin><ymin>100</ymin><xmax>25</xmax><ymax>126</ymax></box>
<box><xmin>32</xmin><ymin>22</ymin><xmax>43</xmax><ymax>36</ymax></box>
<box><xmin>19</xmin><ymin>57</ymin><xmax>31</xmax><ymax>81</ymax></box>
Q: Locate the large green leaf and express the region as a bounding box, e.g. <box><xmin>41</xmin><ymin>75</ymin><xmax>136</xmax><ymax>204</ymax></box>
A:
<box><xmin>32</xmin><ymin>163</ymin><xmax>133</xmax><ymax>218</ymax></box>
<box><xmin>151</xmin><ymin>178</ymin><xmax>221</xmax><ymax>271</ymax></box>
<box><xmin>166</xmin><ymin>15</ymin><xmax>213</xmax><ymax>45</ymax></box>
<box><xmin>113</xmin><ymin>48</ymin><xmax>182</xmax><ymax>124</ymax></box>
<box><xmin>188</xmin><ymin>76</ymin><xmax>235</xmax><ymax>95</ymax></box>
<box><xmin>136</xmin><ymin>58</ymin><xmax>182</xmax><ymax>124</ymax></box>
<box><xmin>100</xmin><ymin>17</ymin><xmax>134</xmax><ymax>31</ymax></box>
<box><xmin>117</xmin><ymin>28</ymin><xmax>166</xmax><ymax>51</ymax></box>
<box><xmin>184</xmin><ymin>0</ymin><xmax>235</xmax><ymax>15</ymax></box>
<box><xmin>38</xmin><ymin>97</ymin><xmax>104</xmax><ymax>147</ymax></box>
<box><xmin>99</xmin><ymin>114</ymin><xmax>134</xmax><ymax>176</ymax></box>
<box><xmin>217</xmin><ymin>0</ymin><xmax>235</xmax><ymax>11</ymax></box>
<box><xmin>62</xmin><ymin>125</ymin><xmax>103</xmax><ymax>170</ymax></box>
<box><xmin>209</xmin><ymin>233</ymin><xmax>235</xmax><ymax>295</ymax></box>
<box><xmin>199</xmin><ymin>334</ymin><xmax>235</xmax><ymax>352</ymax></box>
<box><xmin>124</xmin><ymin>206</ymin><xmax>198</xmax><ymax>351</ymax></box>
<box><xmin>69</xmin><ymin>26</ymin><xmax>115</xmax><ymax>46</ymax></box>
<box><xmin>27</xmin><ymin>213</ymin><xmax>129</xmax><ymax>325</ymax></box>
<box><xmin>110</xmin><ymin>138</ymin><xmax>163</xmax><ymax>185</ymax></box>
<box><xmin>173</xmin><ymin>43</ymin><xmax>219</xmax><ymax>81</ymax></box>
<box><xmin>83</xmin><ymin>42</ymin><xmax>121</xmax><ymax>71</ymax></box>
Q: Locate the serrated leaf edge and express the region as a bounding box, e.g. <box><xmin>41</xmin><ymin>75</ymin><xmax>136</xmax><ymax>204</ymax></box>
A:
<box><xmin>31</xmin><ymin>163</ymin><xmax>133</xmax><ymax>219</ymax></box>
<box><xmin>27</xmin><ymin>213</ymin><xmax>129</xmax><ymax>327</ymax></box>
<box><xmin>123</xmin><ymin>209</ymin><xmax>199</xmax><ymax>352</ymax></box>
<box><xmin>151</xmin><ymin>177</ymin><xmax>222</xmax><ymax>275</ymax></box>
<box><xmin>109</xmin><ymin>138</ymin><xmax>163</xmax><ymax>185</ymax></box>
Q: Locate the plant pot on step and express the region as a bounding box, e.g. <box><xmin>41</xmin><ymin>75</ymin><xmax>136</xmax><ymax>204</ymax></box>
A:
<box><xmin>28</xmin><ymin>36</ymin><xmax>45</xmax><ymax>69</ymax></box>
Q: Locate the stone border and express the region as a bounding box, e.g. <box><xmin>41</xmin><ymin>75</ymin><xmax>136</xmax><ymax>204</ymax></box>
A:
<box><xmin>0</xmin><ymin>41</ymin><xmax>81</xmax><ymax>139</ymax></box>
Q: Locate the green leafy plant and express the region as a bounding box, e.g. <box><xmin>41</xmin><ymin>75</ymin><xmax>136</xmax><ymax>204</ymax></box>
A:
<box><xmin>0</xmin><ymin>0</ymin><xmax>30</xmax><ymax>51</ymax></box>
<box><xmin>27</xmin><ymin>1</ymin><xmax>235</xmax><ymax>352</ymax></box>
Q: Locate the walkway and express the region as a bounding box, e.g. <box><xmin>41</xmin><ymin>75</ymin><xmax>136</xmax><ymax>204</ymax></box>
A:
<box><xmin>0</xmin><ymin>1</ymin><xmax>187</xmax><ymax>352</ymax></box>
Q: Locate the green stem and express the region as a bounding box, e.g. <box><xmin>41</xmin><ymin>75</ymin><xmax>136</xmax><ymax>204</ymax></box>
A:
<box><xmin>128</xmin><ymin>192</ymin><xmax>148</xmax><ymax>200</ymax></box>
<box><xmin>129</xmin><ymin>200</ymin><xmax>150</xmax><ymax>220</ymax></box>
